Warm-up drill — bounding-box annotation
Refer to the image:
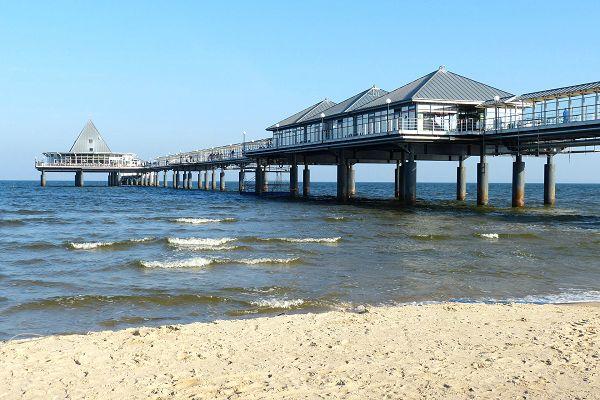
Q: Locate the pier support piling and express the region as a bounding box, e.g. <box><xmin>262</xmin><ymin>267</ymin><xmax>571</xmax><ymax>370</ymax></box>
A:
<box><xmin>204</xmin><ymin>171</ymin><xmax>209</xmax><ymax>190</ymax></box>
<box><xmin>544</xmin><ymin>155</ymin><xmax>556</xmax><ymax>206</ymax></box>
<box><xmin>163</xmin><ymin>171</ymin><xmax>168</xmax><ymax>188</ymax></box>
<box><xmin>211</xmin><ymin>169</ymin><xmax>216</xmax><ymax>191</ymax></box>
<box><xmin>75</xmin><ymin>171</ymin><xmax>84</xmax><ymax>187</ymax></box>
<box><xmin>187</xmin><ymin>171</ymin><xmax>193</xmax><ymax>190</ymax></box>
<box><xmin>477</xmin><ymin>156</ymin><xmax>489</xmax><ymax>206</ymax></box>
<box><xmin>197</xmin><ymin>172</ymin><xmax>202</xmax><ymax>189</ymax></box>
<box><xmin>172</xmin><ymin>171</ymin><xmax>177</xmax><ymax>188</ymax></box>
<box><xmin>220</xmin><ymin>170</ymin><xmax>225</xmax><ymax>191</ymax></box>
<box><xmin>457</xmin><ymin>157</ymin><xmax>467</xmax><ymax>201</ymax></box>
<box><xmin>303</xmin><ymin>164</ymin><xmax>310</xmax><ymax>197</ymax></box>
<box><xmin>512</xmin><ymin>154</ymin><xmax>525</xmax><ymax>208</ymax></box>
<box><xmin>404</xmin><ymin>156</ymin><xmax>417</xmax><ymax>205</ymax></box>
<box><xmin>394</xmin><ymin>161</ymin><xmax>400</xmax><ymax>198</ymax></box>
<box><xmin>255</xmin><ymin>164</ymin><xmax>263</xmax><ymax>195</ymax></box>
<box><xmin>348</xmin><ymin>164</ymin><xmax>356</xmax><ymax>198</ymax></box>
<box><xmin>290</xmin><ymin>160</ymin><xmax>298</xmax><ymax>197</ymax></box>
<box><xmin>40</xmin><ymin>171</ymin><xmax>46</xmax><ymax>187</ymax></box>
<box><xmin>239</xmin><ymin>169</ymin><xmax>245</xmax><ymax>193</ymax></box>
<box><xmin>336</xmin><ymin>155</ymin><xmax>349</xmax><ymax>202</ymax></box>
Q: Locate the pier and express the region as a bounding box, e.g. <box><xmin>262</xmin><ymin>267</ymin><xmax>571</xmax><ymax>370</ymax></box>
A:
<box><xmin>36</xmin><ymin>67</ymin><xmax>600</xmax><ymax>208</ymax></box>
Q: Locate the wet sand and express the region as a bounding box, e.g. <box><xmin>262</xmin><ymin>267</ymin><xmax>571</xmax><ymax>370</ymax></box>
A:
<box><xmin>1</xmin><ymin>303</ymin><xmax>598</xmax><ymax>399</ymax></box>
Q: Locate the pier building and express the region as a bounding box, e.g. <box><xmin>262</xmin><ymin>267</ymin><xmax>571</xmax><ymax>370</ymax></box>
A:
<box><xmin>37</xmin><ymin>67</ymin><xmax>600</xmax><ymax>207</ymax></box>
<box><xmin>35</xmin><ymin>120</ymin><xmax>144</xmax><ymax>187</ymax></box>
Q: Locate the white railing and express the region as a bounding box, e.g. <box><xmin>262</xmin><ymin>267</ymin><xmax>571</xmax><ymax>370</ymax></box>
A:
<box><xmin>262</xmin><ymin>117</ymin><xmax>468</xmax><ymax>150</ymax></box>
<box><xmin>152</xmin><ymin>138</ymin><xmax>272</xmax><ymax>167</ymax></box>
<box><xmin>475</xmin><ymin>104</ymin><xmax>600</xmax><ymax>134</ymax></box>
<box><xmin>35</xmin><ymin>160</ymin><xmax>145</xmax><ymax>168</ymax></box>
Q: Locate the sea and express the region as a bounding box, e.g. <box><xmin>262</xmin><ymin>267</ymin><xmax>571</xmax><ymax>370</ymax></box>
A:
<box><xmin>1</xmin><ymin>180</ymin><xmax>599</xmax><ymax>340</ymax></box>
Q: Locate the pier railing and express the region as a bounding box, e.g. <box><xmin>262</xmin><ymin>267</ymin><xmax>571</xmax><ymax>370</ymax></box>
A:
<box><xmin>151</xmin><ymin>138</ymin><xmax>272</xmax><ymax>167</ymax></box>
<box><xmin>472</xmin><ymin>103</ymin><xmax>600</xmax><ymax>134</ymax></box>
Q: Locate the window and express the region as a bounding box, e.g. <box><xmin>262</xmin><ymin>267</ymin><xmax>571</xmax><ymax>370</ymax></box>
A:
<box><xmin>89</xmin><ymin>147</ymin><xmax>94</xmax><ymax>152</ymax></box>
<box><xmin>88</xmin><ymin>139</ymin><xmax>93</xmax><ymax>144</ymax></box>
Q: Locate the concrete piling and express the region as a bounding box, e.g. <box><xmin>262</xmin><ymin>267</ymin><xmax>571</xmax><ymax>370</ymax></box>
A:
<box><xmin>211</xmin><ymin>169</ymin><xmax>217</xmax><ymax>191</ymax></box>
<box><xmin>544</xmin><ymin>155</ymin><xmax>556</xmax><ymax>206</ymax></box>
<box><xmin>404</xmin><ymin>156</ymin><xmax>417</xmax><ymax>205</ymax></box>
<box><xmin>457</xmin><ymin>157</ymin><xmax>467</xmax><ymax>201</ymax></box>
<box><xmin>348</xmin><ymin>164</ymin><xmax>356</xmax><ymax>198</ymax></box>
<box><xmin>40</xmin><ymin>171</ymin><xmax>46</xmax><ymax>187</ymax></box>
<box><xmin>187</xmin><ymin>171</ymin><xmax>193</xmax><ymax>190</ymax></box>
<box><xmin>336</xmin><ymin>158</ymin><xmax>349</xmax><ymax>202</ymax></box>
<box><xmin>397</xmin><ymin>161</ymin><xmax>405</xmax><ymax>201</ymax></box>
<box><xmin>75</xmin><ymin>171</ymin><xmax>84</xmax><ymax>187</ymax></box>
<box><xmin>303</xmin><ymin>164</ymin><xmax>310</xmax><ymax>197</ymax></box>
<box><xmin>220</xmin><ymin>170</ymin><xmax>225</xmax><ymax>191</ymax></box>
<box><xmin>197</xmin><ymin>171</ymin><xmax>202</xmax><ymax>189</ymax></box>
<box><xmin>204</xmin><ymin>171</ymin><xmax>209</xmax><ymax>190</ymax></box>
<box><xmin>255</xmin><ymin>165</ymin><xmax>263</xmax><ymax>194</ymax></box>
<box><xmin>163</xmin><ymin>171</ymin><xmax>168</xmax><ymax>188</ymax></box>
<box><xmin>290</xmin><ymin>161</ymin><xmax>298</xmax><ymax>197</ymax></box>
<box><xmin>394</xmin><ymin>161</ymin><xmax>400</xmax><ymax>198</ymax></box>
<box><xmin>477</xmin><ymin>156</ymin><xmax>489</xmax><ymax>206</ymax></box>
<box><xmin>239</xmin><ymin>169</ymin><xmax>245</xmax><ymax>192</ymax></box>
<box><xmin>511</xmin><ymin>154</ymin><xmax>525</xmax><ymax>208</ymax></box>
<box><xmin>172</xmin><ymin>171</ymin><xmax>177</xmax><ymax>188</ymax></box>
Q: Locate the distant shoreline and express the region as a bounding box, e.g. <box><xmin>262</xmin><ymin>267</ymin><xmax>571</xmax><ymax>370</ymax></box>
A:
<box><xmin>2</xmin><ymin>302</ymin><xmax>598</xmax><ymax>399</ymax></box>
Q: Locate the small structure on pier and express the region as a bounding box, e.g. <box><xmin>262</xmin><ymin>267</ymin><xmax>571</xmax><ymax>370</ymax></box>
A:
<box><xmin>36</xmin><ymin>120</ymin><xmax>144</xmax><ymax>187</ymax></box>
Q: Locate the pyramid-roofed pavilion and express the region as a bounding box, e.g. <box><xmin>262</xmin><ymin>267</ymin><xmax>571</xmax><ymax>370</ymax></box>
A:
<box><xmin>69</xmin><ymin>120</ymin><xmax>112</xmax><ymax>153</ymax></box>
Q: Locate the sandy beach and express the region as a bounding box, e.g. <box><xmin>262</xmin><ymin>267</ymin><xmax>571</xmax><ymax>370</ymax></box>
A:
<box><xmin>1</xmin><ymin>303</ymin><xmax>598</xmax><ymax>399</ymax></box>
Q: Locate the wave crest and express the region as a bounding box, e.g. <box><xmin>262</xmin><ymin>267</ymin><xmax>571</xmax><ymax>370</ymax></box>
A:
<box><xmin>167</xmin><ymin>237</ymin><xmax>236</xmax><ymax>247</ymax></box>
<box><xmin>173</xmin><ymin>217</ymin><xmax>237</xmax><ymax>224</ymax></box>
<box><xmin>69</xmin><ymin>241</ymin><xmax>114</xmax><ymax>250</ymax></box>
<box><xmin>140</xmin><ymin>257</ymin><xmax>215</xmax><ymax>269</ymax></box>
<box><xmin>252</xmin><ymin>298</ymin><xmax>305</xmax><ymax>308</ymax></box>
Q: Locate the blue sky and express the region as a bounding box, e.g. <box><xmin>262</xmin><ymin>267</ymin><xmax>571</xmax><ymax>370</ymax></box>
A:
<box><xmin>1</xmin><ymin>0</ymin><xmax>599</xmax><ymax>182</ymax></box>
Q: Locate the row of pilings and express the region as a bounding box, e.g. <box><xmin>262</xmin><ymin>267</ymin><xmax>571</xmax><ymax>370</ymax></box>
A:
<box><xmin>43</xmin><ymin>153</ymin><xmax>557</xmax><ymax>208</ymax></box>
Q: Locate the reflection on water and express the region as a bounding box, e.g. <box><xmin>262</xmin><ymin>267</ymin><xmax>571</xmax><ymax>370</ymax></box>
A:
<box><xmin>0</xmin><ymin>180</ymin><xmax>599</xmax><ymax>339</ymax></box>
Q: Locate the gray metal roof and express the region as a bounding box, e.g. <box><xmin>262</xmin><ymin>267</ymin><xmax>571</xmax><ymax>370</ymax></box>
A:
<box><xmin>358</xmin><ymin>67</ymin><xmax>513</xmax><ymax>110</ymax></box>
<box><xmin>514</xmin><ymin>81</ymin><xmax>600</xmax><ymax>101</ymax></box>
<box><xmin>69</xmin><ymin>120</ymin><xmax>112</xmax><ymax>153</ymax></box>
<box><xmin>267</xmin><ymin>99</ymin><xmax>337</xmax><ymax>130</ymax></box>
<box><xmin>315</xmin><ymin>86</ymin><xmax>388</xmax><ymax>120</ymax></box>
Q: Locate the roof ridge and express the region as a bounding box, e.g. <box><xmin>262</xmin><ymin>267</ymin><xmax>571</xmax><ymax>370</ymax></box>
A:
<box><xmin>344</xmin><ymin>87</ymin><xmax>376</xmax><ymax>112</ymax></box>
<box><xmin>411</xmin><ymin>69</ymin><xmax>446</xmax><ymax>99</ymax></box>
<box><xmin>445</xmin><ymin>70</ymin><xmax>513</xmax><ymax>97</ymax></box>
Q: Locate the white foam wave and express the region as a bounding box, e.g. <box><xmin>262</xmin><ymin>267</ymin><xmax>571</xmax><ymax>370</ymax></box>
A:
<box><xmin>140</xmin><ymin>257</ymin><xmax>215</xmax><ymax>269</ymax></box>
<box><xmin>276</xmin><ymin>237</ymin><xmax>341</xmax><ymax>244</ymax></box>
<box><xmin>477</xmin><ymin>233</ymin><xmax>499</xmax><ymax>240</ymax></box>
<box><xmin>168</xmin><ymin>237</ymin><xmax>236</xmax><ymax>247</ymax></box>
<box><xmin>130</xmin><ymin>237</ymin><xmax>154</xmax><ymax>243</ymax></box>
<box><xmin>252</xmin><ymin>298</ymin><xmax>305</xmax><ymax>308</ymax></box>
<box><xmin>69</xmin><ymin>242</ymin><xmax>114</xmax><ymax>250</ymax></box>
<box><xmin>503</xmin><ymin>290</ymin><xmax>600</xmax><ymax>304</ymax></box>
<box><xmin>237</xmin><ymin>257</ymin><xmax>300</xmax><ymax>265</ymax></box>
<box><xmin>174</xmin><ymin>217</ymin><xmax>236</xmax><ymax>224</ymax></box>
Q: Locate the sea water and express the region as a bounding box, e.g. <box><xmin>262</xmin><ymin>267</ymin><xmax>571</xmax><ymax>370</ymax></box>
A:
<box><xmin>0</xmin><ymin>181</ymin><xmax>599</xmax><ymax>339</ymax></box>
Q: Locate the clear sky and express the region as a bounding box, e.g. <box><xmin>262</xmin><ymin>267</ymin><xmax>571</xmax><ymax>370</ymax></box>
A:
<box><xmin>1</xmin><ymin>0</ymin><xmax>599</xmax><ymax>182</ymax></box>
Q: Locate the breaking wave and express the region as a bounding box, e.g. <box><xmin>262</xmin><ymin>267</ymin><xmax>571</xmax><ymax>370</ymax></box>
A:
<box><xmin>173</xmin><ymin>217</ymin><xmax>237</xmax><ymax>224</ymax></box>
<box><xmin>167</xmin><ymin>237</ymin><xmax>236</xmax><ymax>247</ymax></box>
<box><xmin>476</xmin><ymin>233</ymin><xmax>499</xmax><ymax>240</ymax></box>
<box><xmin>138</xmin><ymin>256</ymin><xmax>301</xmax><ymax>269</ymax></box>
<box><xmin>140</xmin><ymin>257</ymin><xmax>215</xmax><ymax>269</ymax></box>
<box><xmin>242</xmin><ymin>236</ymin><xmax>341</xmax><ymax>244</ymax></box>
<box><xmin>251</xmin><ymin>298</ymin><xmax>305</xmax><ymax>308</ymax></box>
<box><xmin>69</xmin><ymin>241</ymin><xmax>115</xmax><ymax>250</ymax></box>
<box><xmin>236</xmin><ymin>257</ymin><xmax>301</xmax><ymax>265</ymax></box>
<box><xmin>68</xmin><ymin>237</ymin><xmax>156</xmax><ymax>250</ymax></box>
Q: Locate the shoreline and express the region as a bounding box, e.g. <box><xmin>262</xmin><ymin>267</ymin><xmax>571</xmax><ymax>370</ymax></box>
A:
<box><xmin>1</xmin><ymin>302</ymin><xmax>599</xmax><ymax>399</ymax></box>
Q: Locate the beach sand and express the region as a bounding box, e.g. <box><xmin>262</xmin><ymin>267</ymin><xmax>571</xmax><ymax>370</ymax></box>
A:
<box><xmin>1</xmin><ymin>303</ymin><xmax>598</xmax><ymax>399</ymax></box>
